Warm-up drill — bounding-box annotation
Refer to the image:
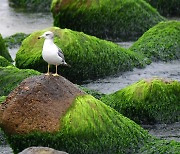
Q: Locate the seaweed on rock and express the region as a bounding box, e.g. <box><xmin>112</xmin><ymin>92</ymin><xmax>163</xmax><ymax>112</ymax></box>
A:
<box><xmin>5</xmin><ymin>95</ymin><xmax>150</xmax><ymax>154</ymax></box>
<box><xmin>101</xmin><ymin>78</ymin><xmax>180</xmax><ymax>124</ymax></box>
<box><xmin>4</xmin><ymin>33</ymin><xmax>29</xmax><ymax>49</ymax></box>
<box><xmin>138</xmin><ymin>138</ymin><xmax>180</xmax><ymax>154</ymax></box>
<box><xmin>145</xmin><ymin>0</ymin><xmax>180</xmax><ymax>17</ymax></box>
<box><xmin>1</xmin><ymin>75</ymin><xmax>179</xmax><ymax>153</ymax></box>
<box><xmin>51</xmin><ymin>0</ymin><xmax>165</xmax><ymax>41</ymax></box>
<box><xmin>15</xmin><ymin>27</ymin><xmax>147</xmax><ymax>83</ymax></box>
<box><xmin>0</xmin><ymin>56</ymin><xmax>13</xmax><ymax>67</ymax></box>
<box><xmin>0</xmin><ymin>96</ymin><xmax>6</xmax><ymax>103</ymax></box>
<box><xmin>78</xmin><ymin>86</ymin><xmax>105</xmax><ymax>99</ymax></box>
<box><xmin>3</xmin><ymin>95</ymin><xmax>180</xmax><ymax>154</ymax></box>
<box><xmin>130</xmin><ymin>21</ymin><xmax>180</xmax><ymax>61</ymax></box>
<box><xmin>0</xmin><ymin>34</ymin><xmax>12</xmax><ymax>62</ymax></box>
<box><xmin>0</xmin><ymin>66</ymin><xmax>40</xmax><ymax>97</ymax></box>
<box><xmin>9</xmin><ymin>0</ymin><xmax>52</xmax><ymax>12</ymax></box>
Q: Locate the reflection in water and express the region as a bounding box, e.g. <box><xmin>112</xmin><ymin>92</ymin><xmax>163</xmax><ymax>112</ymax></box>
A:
<box><xmin>0</xmin><ymin>0</ymin><xmax>53</xmax><ymax>37</ymax></box>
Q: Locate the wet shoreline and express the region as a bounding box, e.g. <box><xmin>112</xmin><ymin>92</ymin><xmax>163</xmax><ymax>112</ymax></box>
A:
<box><xmin>83</xmin><ymin>60</ymin><xmax>180</xmax><ymax>94</ymax></box>
<box><xmin>0</xmin><ymin>0</ymin><xmax>53</xmax><ymax>37</ymax></box>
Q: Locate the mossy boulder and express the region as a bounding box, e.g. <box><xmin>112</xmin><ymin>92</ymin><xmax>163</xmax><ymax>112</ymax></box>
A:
<box><xmin>145</xmin><ymin>0</ymin><xmax>180</xmax><ymax>17</ymax></box>
<box><xmin>4</xmin><ymin>33</ymin><xmax>29</xmax><ymax>48</ymax></box>
<box><xmin>1</xmin><ymin>75</ymin><xmax>180</xmax><ymax>153</ymax></box>
<box><xmin>79</xmin><ymin>86</ymin><xmax>105</xmax><ymax>100</ymax></box>
<box><xmin>130</xmin><ymin>21</ymin><xmax>180</xmax><ymax>61</ymax></box>
<box><xmin>9</xmin><ymin>0</ymin><xmax>52</xmax><ymax>12</ymax></box>
<box><xmin>0</xmin><ymin>66</ymin><xmax>40</xmax><ymax>97</ymax></box>
<box><xmin>51</xmin><ymin>0</ymin><xmax>165</xmax><ymax>41</ymax></box>
<box><xmin>0</xmin><ymin>74</ymin><xmax>149</xmax><ymax>153</ymax></box>
<box><xmin>0</xmin><ymin>56</ymin><xmax>13</xmax><ymax>67</ymax></box>
<box><xmin>15</xmin><ymin>27</ymin><xmax>147</xmax><ymax>83</ymax></box>
<box><xmin>138</xmin><ymin>139</ymin><xmax>180</xmax><ymax>154</ymax></box>
<box><xmin>0</xmin><ymin>34</ymin><xmax>12</xmax><ymax>62</ymax></box>
<box><xmin>101</xmin><ymin>78</ymin><xmax>180</xmax><ymax>124</ymax></box>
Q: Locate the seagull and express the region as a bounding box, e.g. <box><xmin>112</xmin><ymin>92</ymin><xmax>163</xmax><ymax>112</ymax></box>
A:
<box><xmin>38</xmin><ymin>31</ymin><xmax>69</xmax><ymax>76</ymax></box>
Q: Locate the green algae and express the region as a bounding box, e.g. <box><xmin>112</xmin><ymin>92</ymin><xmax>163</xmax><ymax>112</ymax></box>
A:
<box><xmin>15</xmin><ymin>27</ymin><xmax>147</xmax><ymax>83</ymax></box>
<box><xmin>4</xmin><ymin>33</ymin><xmax>29</xmax><ymax>49</ymax></box>
<box><xmin>0</xmin><ymin>66</ymin><xmax>40</xmax><ymax>97</ymax></box>
<box><xmin>51</xmin><ymin>0</ymin><xmax>165</xmax><ymax>41</ymax></box>
<box><xmin>0</xmin><ymin>56</ymin><xmax>13</xmax><ymax>67</ymax></box>
<box><xmin>101</xmin><ymin>78</ymin><xmax>180</xmax><ymax>124</ymax></box>
<box><xmin>0</xmin><ymin>96</ymin><xmax>6</xmax><ymax>103</ymax></box>
<box><xmin>130</xmin><ymin>21</ymin><xmax>180</xmax><ymax>61</ymax></box>
<box><xmin>4</xmin><ymin>95</ymin><xmax>180</xmax><ymax>153</ymax></box>
<box><xmin>9</xmin><ymin>0</ymin><xmax>52</xmax><ymax>12</ymax></box>
<box><xmin>5</xmin><ymin>95</ymin><xmax>150</xmax><ymax>154</ymax></box>
<box><xmin>78</xmin><ymin>86</ymin><xmax>105</xmax><ymax>99</ymax></box>
<box><xmin>2</xmin><ymin>95</ymin><xmax>180</xmax><ymax>153</ymax></box>
<box><xmin>0</xmin><ymin>34</ymin><xmax>12</xmax><ymax>62</ymax></box>
<box><xmin>145</xmin><ymin>0</ymin><xmax>180</xmax><ymax>17</ymax></box>
<box><xmin>138</xmin><ymin>138</ymin><xmax>180</xmax><ymax>154</ymax></box>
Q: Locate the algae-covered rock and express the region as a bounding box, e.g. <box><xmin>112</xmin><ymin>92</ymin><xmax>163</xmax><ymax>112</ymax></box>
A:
<box><xmin>0</xmin><ymin>34</ymin><xmax>12</xmax><ymax>62</ymax></box>
<box><xmin>101</xmin><ymin>78</ymin><xmax>180</xmax><ymax>124</ymax></box>
<box><xmin>51</xmin><ymin>0</ymin><xmax>165</xmax><ymax>41</ymax></box>
<box><xmin>79</xmin><ymin>86</ymin><xmax>105</xmax><ymax>99</ymax></box>
<box><xmin>0</xmin><ymin>66</ymin><xmax>40</xmax><ymax>97</ymax></box>
<box><xmin>15</xmin><ymin>27</ymin><xmax>147</xmax><ymax>82</ymax></box>
<box><xmin>4</xmin><ymin>33</ymin><xmax>29</xmax><ymax>48</ymax></box>
<box><xmin>138</xmin><ymin>139</ymin><xmax>180</xmax><ymax>154</ymax></box>
<box><xmin>0</xmin><ymin>96</ymin><xmax>6</xmax><ymax>103</ymax></box>
<box><xmin>0</xmin><ymin>74</ymin><xmax>150</xmax><ymax>154</ymax></box>
<box><xmin>9</xmin><ymin>0</ymin><xmax>52</xmax><ymax>12</ymax></box>
<box><xmin>0</xmin><ymin>74</ymin><xmax>84</xmax><ymax>134</ymax></box>
<box><xmin>130</xmin><ymin>21</ymin><xmax>180</xmax><ymax>61</ymax></box>
<box><xmin>0</xmin><ymin>56</ymin><xmax>13</xmax><ymax>67</ymax></box>
<box><xmin>145</xmin><ymin>0</ymin><xmax>180</xmax><ymax>17</ymax></box>
<box><xmin>1</xmin><ymin>75</ymin><xmax>180</xmax><ymax>153</ymax></box>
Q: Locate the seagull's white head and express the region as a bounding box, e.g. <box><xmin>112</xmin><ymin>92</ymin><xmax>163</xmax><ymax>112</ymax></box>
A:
<box><xmin>38</xmin><ymin>31</ymin><xmax>54</xmax><ymax>39</ymax></box>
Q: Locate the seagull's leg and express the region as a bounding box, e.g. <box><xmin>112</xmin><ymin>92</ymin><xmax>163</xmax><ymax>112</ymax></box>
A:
<box><xmin>45</xmin><ymin>64</ymin><xmax>50</xmax><ymax>75</ymax></box>
<box><xmin>53</xmin><ymin>65</ymin><xmax>59</xmax><ymax>76</ymax></box>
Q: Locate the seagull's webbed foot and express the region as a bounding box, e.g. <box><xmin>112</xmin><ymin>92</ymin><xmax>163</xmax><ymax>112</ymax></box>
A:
<box><xmin>52</xmin><ymin>73</ymin><xmax>59</xmax><ymax>76</ymax></box>
<box><xmin>45</xmin><ymin>73</ymin><xmax>50</xmax><ymax>76</ymax></box>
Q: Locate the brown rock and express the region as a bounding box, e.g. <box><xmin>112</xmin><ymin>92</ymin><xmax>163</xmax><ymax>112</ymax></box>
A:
<box><xmin>19</xmin><ymin>147</ymin><xmax>68</xmax><ymax>154</ymax></box>
<box><xmin>0</xmin><ymin>74</ymin><xmax>84</xmax><ymax>134</ymax></box>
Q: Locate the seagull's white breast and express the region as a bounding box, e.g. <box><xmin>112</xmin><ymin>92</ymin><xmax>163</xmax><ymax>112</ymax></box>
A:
<box><xmin>42</xmin><ymin>39</ymin><xmax>63</xmax><ymax>65</ymax></box>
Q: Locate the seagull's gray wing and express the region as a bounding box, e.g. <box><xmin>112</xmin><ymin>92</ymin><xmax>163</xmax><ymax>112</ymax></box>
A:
<box><xmin>57</xmin><ymin>47</ymin><xmax>65</xmax><ymax>61</ymax></box>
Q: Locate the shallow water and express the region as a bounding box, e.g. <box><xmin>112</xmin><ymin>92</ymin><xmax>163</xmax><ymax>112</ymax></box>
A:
<box><xmin>0</xmin><ymin>0</ymin><xmax>53</xmax><ymax>37</ymax></box>
<box><xmin>9</xmin><ymin>47</ymin><xmax>18</xmax><ymax>61</ymax></box>
<box><xmin>83</xmin><ymin>60</ymin><xmax>180</xmax><ymax>94</ymax></box>
<box><xmin>143</xmin><ymin>122</ymin><xmax>180</xmax><ymax>142</ymax></box>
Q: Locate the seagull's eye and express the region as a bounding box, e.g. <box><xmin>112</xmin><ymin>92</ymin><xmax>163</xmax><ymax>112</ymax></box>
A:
<box><xmin>46</xmin><ymin>34</ymin><xmax>50</xmax><ymax>36</ymax></box>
